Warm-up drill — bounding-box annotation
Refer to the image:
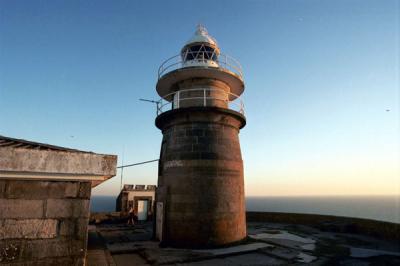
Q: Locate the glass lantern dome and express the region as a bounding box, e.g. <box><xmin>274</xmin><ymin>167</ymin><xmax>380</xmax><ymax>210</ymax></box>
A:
<box><xmin>180</xmin><ymin>25</ymin><xmax>220</xmax><ymax>67</ymax></box>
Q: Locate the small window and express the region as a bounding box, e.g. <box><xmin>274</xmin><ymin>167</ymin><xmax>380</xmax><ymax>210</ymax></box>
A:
<box><xmin>183</xmin><ymin>45</ymin><xmax>218</xmax><ymax>62</ymax></box>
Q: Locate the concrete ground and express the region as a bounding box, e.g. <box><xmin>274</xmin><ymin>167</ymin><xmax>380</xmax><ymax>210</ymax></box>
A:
<box><xmin>86</xmin><ymin>222</ymin><xmax>400</xmax><ymax>265</ymax></box>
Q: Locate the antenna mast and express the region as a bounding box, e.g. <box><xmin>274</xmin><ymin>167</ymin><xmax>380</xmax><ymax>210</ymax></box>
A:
<box><xmin>139</xmin><ymin>98</ymin><xmax>160</xmax><ymax>115</ymax></box>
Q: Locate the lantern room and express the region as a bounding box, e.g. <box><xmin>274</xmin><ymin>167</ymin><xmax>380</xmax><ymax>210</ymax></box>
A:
<box><xmin>180</xmin><ymin>25</ymin><xmax>220</xmax><ymax>67</ymax></box>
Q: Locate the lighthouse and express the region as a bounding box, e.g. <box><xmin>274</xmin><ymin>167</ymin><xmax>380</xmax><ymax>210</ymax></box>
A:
<box><xmin>155</xmin><ymin>25</ymin><xmax>246</xmax><ymax>248</ymax></box>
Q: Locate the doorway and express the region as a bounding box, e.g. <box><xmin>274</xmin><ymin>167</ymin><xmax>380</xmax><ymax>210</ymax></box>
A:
<box><xmin>137</xmin><ymin>200</ymin><xmax>149</xmax><ymax>221</ymax></box>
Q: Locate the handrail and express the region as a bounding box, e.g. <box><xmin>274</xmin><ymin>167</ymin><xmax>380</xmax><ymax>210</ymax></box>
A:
<box><xmin>156</xmin><ymin>88</ymin><xmax>245</xmax><ymax>116</ymax></box>
<box><xmin>158</xmin><ymin>53</ymin><xmax>243</xmax><ymax>80</ymax></box>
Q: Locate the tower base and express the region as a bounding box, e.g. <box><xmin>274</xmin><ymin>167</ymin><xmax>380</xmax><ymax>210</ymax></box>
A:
<box><xmin>155</xmin><ymin>107</ymin><xmax>246</xmax><ymax>248</ymax></box>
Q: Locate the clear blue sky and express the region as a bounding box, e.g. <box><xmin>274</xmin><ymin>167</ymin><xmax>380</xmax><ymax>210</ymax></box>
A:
<box><xmin>1</xmin><ymin>0</ymin><xmax>398</xmax><ymax>196</ymax></box>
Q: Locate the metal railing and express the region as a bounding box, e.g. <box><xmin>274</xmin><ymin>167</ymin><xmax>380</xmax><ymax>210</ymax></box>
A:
<box><xmin>157</xmin><ymin>53</ymin><xmax>243</xmax><ymax>80</ymax></box>
<box><xmin>156</xmin><ymin>88</ymin><xmax>244</xmax><ymax>116</ymax></box>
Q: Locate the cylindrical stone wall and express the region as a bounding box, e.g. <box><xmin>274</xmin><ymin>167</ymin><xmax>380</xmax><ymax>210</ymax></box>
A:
<box><xmin>155</xmin><ymin>107</ymin><xmax>246</xmax><ymax>248</ymax></box>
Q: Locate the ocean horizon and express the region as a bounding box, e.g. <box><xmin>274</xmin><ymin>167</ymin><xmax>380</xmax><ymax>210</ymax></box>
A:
<box><xmin>90</xmin><ymin>195</ymin><xmax>400</xmax><ymax>224</ymax></box>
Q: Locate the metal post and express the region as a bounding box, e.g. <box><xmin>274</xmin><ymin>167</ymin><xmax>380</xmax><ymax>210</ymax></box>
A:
<box><xmin>119</xmin><ymin>150</ymin><xmax>124</xmax><ymax>191</ymax></box>
<box><xmin>203</xmin><ymin>89</ymin><xmax>206</xmax><ymax>106</ymax></box>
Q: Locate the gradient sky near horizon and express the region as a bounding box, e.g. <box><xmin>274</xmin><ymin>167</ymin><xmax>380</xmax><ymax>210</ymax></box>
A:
<box><xmin>0</xmin><ymin>0</ymin><xmax>399</xmax><ymax>196</ymax></box>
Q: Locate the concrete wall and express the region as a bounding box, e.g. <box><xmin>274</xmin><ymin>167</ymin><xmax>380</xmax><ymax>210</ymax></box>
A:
<box><xmin>0</xmin><ymin>180</ymin><xmax>91</xmax><ymax>265</ymax></box>
<box><xmin>127</xmin><ymin>191</ymin><xmax>155</xmax><ymax>201</ymax></box>
<box><xmin>116</xmin><ymin>192</ymin><xmax>128</xmax><ymax>213</ymax></box>
<box><xmin>116</xmin><ymin>191</ymin><xmax>155</xmax><ymax>220</ymax></box>
<box><xmin>156</xmin><ymin>107</ymin><xmax>246</xmax><ymax>248</ymax></box>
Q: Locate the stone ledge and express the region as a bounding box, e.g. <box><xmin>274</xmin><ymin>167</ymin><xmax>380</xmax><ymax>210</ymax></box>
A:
<box><xmin>156</xmin><ymin>106</ymin><xmax>246</xmax><ymax>130</ymax></box>
<box><xmin>0</xmin><ymin>148</ymin><xmax>116</xmax><ymax>177</ymax></box>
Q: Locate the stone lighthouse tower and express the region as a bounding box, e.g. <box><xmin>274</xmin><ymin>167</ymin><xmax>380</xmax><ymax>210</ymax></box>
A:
<box><xmin>155</xmin><ymin>25</ymin><xmax>246</xmax><ymax>248</ymax></box>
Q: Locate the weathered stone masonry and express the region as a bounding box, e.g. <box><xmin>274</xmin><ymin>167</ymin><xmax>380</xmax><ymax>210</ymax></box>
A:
<box><xmin>0</xmin><ymin>180</ymin><xmax>91</xmax><ymax>265</ymax></box>
<box><xmin>156</xmin><ymin>107</ymin><xmax>246</xmax><ymax>247</ymax></box>
<box><xmin>0</xmin><ymin>136</ymin><xmax>117</xmax><ymax>266</ymax></box>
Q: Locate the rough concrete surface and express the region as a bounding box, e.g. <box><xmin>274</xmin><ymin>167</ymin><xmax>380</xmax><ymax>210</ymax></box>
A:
<box><xmin>86</xmin><ymin>221</ymin><xmax>400</xmax><ymax>266</ymax></box>
<box><xmin>0</xmin><ymin>147</ymin><xmax>116</xmax><ymax>177</ymax></box>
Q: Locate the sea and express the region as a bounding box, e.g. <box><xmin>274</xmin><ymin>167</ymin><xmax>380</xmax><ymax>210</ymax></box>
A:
<box><xmin>90</xmin><ymin>195</ymin><xmax>400</xmax><ymax>224</ymax></box>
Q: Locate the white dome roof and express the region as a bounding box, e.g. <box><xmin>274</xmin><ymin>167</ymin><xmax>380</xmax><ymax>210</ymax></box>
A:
<box><xmin>185</xmin><ymin>25</ymin><xmax>218</xmax><ymax>47</ymax></box>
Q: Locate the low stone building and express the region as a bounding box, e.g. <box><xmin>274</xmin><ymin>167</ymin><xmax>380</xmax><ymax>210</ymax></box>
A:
<box><xmin>0</xmin><ymin>135</ymin><xmax>117</xmax><ymax>265</ymax></box>
<box><xmin>116</xmin><ymin>184</ymin><xmax>156</xmax><ymax>221</ymax></box>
